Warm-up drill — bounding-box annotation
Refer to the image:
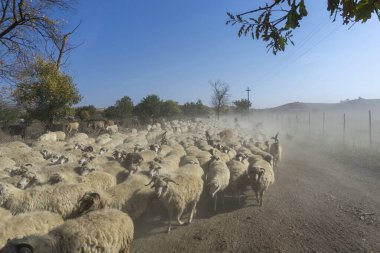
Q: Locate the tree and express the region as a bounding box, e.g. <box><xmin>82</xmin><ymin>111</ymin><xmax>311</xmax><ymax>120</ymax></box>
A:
<box><xmin>181</xmin><ymin>99</ymin><xmax>209</xmax><ymax>117</ymax></box>
<box><xmin>161</xmin><ymin>100</ymin><xmax>181</xmax><ymax>118</ymax></box>
<box><xmin>227</xmin><ymin>0</ymin><xmax>380</xmax><ymax>54</ymax></box>
<box><xmin>13</xmin><ymin>58</ymin><xmax>81</xmax><ymax>127</ymax></box>
<box><xmin>76</xmin><ymin>105</ymin><xmax>97</xmax><ymax>121</ymax></box>
<box><xmin>0</xmin><ymin>0</ymin><xmax>77</xmax><ymax>81</ymax></box>
<box><xmin>133</xmin><ymin>95</ymin><xmax>162</xmax><ymax>122</ymax></box>
<box><xmin>210</xmin><ymin>80</ymin><xmax>230</xmax><ymax>120</ymax></box>
<box><xmin>0</xmin><ymin>104</ymin><xmax>20</xmax><ymax>127</ymax></box>
<box><xmin>104</xmin><ymin>96</ymin><xmax>134</xmax><ymax>119</ymax></box>
<box><xmin>233</xmin><ymin>99</ymin><xmax>252</xmax><ymax>114</ymax></box>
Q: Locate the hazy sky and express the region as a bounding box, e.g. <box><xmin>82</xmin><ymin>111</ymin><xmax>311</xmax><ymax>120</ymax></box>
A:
<box><xmin>65</xmin><ymin>0</ymin><xmax>380</xmax><ymax>108</ymax></box>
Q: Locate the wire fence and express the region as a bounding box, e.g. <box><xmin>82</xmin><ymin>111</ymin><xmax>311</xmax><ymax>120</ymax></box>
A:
<box><xmin>251</xmin><ymin>109</ymin><xmax>380</xmax><ymax>150</ymax></box>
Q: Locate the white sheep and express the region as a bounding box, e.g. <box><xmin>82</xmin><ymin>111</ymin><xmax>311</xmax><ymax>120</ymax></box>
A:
<box><xmin>66</xmin><ymin>122</ymin><xmax>80</xmax><ymax>136</ymax></box>
<box><xmin>0</xmin><ymin>207</ymin><xmax>11</xmax><ymax>222</ymax></box>
<box><xmin>76</xmin><ymin>173</ymin><xmax>155</xmax><ymax>221</ymax></box>
<box><xmin>1</xmin><ymin>209</ymin><xmax>134</xmax><ymax>253</ymax></box>
<box><xmin>247</xmin><ymin>156</ymin><xmax>275</xmax><ymax>206</ymax></box>
<box><xmin>106</xmin><ymin>124</ymin><xmax>118</xmax><ymax>134</ymax></box>
<box><xmin>226</xmin><ymin>158</ymin><xmax>250</xmax><ymax>205</ymax></box>
<box><xmin>179</xmin><ymin>156</ymin><xmax>204</xmax><ymax>179</ymax></box>
<box><xmin>0</xmin><ymin>211</ymin><xmax>64</xmax><ymax>248</ymax></box>
<box><xmin>77</xmin><ymin>171</ymin><xmax>117</xmax><ymax>191</ymax></box>
<box><xmin>269</xmin><ymin>133</ymin><xmax>282</xmax><ymax>169</ymax></box>
<box><xmin>146</xmin><ymin>173</ymin><xmax>204</xmax><ymax>233</ymax></box>
<box><xmin>0</xmin><ymin>182</ymin><xmax>93</xmax><ymax>219</ymax></box>
<box><xmin>38</xmin><ymin>132</ymin><xmax>57</xmax><ymax>142</ymax></box>
<box><xmin>207</xmin><ymin>157</ymin><xmax>230</xmax><ymax>212</ymax></box>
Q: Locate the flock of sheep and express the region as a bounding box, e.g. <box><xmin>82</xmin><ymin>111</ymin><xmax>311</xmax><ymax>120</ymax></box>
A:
<box><xmin>0</xmin><ymin>118</ymin><xmax>282</xmax><ymax>253</ymax></box>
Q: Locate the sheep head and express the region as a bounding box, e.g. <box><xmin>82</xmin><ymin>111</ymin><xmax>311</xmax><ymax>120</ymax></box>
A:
<box><xmin>149</xmin><ymin>162</ymin><xmax>162</xmax><ymax>178</ymax></box>
<box><xmin>48</xmin><ymin>173</ymin><xmax>64</xmax><ymax>185</ymax></box>
<box><xmin>77</xmin><ymin>192</ymin><xmax>104</xmax><ymax>216</ymax></box>
<box><xmin>17</xmin><ymin>172</ymin><xmax>37</xmax><ymax>189</ymax></box>
<box><xmin>1</xmin><ymin>241</ymin><xmax>35</xmax><ymax>253</ymax></box>
<box><xmin>77</xmin><ymin>166</ymin><xmax>96</xmax><ymax>176</ymax></box>
<box><xmin>271</xmin><ymin>133</ymin><xmax>279</xmax><ymax>143</ymax></box>
<box><xmin>148</xmin><ymin>176</ymin><xmax>179</xmax><ymax>199</ymax></box>
<box><xmin>128</xmin><ymin>164</ymin><xmax>140</xmax><ymax>175</ymax></box>
<box><xmin>149</xmin><ymin>144</ymin><xmax>161</xmax><ymax>153</ymax></box>
<box><xmin>247</xmin><ymin>167</ymin><xmax>264</xmax><ymax>182</ymax></box>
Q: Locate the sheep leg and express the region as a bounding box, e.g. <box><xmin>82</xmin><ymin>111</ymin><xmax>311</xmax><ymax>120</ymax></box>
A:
<box><xmin>177</xmin><ymin>208</ymin><xmax>185</xmax><ymax>225</ymax></box>
<box><xmin>255</xmin><ymin>190</ymin><xmax>260</xmax><ymax>204</ymax></box>
<box><xmin>188</xmin><ymin>201</ymin><xmax>197</xmax><ymax>224</ymax></box>
<box><xmin>260</xmin><ymin>190</ymin><xmax>264</xmax><ymax>206</ymax></box>
<box><xmin>213</xmin><ymin>194</ymin><xmax>218</xmax><ymax>212</ymax></box>
<box><xmin>167</xmin><ymin>210</ymin><xmax>173</xmax><ymax>233</ymax></box>
<box><xmin>237</xmin><ymin>191</ymin><xmax>241</xmax><ymax>206</ymax></box>
<box><xmin>221</xmin><ymin>193</ymin><xmax>225</xmax><ymax>209</ymax></box>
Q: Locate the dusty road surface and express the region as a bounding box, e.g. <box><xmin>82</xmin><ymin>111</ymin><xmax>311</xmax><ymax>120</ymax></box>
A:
<box><xmin>132</xmin><ymin>146</ymin><xmax>380</xmax><ymax>253</ymax></box>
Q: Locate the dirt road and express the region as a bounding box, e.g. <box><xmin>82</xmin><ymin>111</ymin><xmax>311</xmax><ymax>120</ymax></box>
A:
<box><xmin>132</xmin><ymin>146</ymin><xmax>380</xmax><ymax>253</ymax></box>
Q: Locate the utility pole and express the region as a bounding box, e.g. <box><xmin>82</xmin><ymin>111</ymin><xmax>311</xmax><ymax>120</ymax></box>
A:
<box><xmin>246</xmin><ymin>87</ymin><xmax>251</xmax><ymax>112</ymax></box>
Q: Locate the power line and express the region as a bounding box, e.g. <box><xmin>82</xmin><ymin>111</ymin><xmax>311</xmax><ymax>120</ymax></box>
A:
<box><xmin>255</xmin><ymin>18</ymin><xmax>331</xmax><ymax>83</ymax></box>
<box><xmin>257</xmin><ymin>23</ymin><xmax>341</xmax><ymax>83</ymax></box>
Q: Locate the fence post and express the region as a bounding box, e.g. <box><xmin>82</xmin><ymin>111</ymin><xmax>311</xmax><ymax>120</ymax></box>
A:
<box><xmin>296</xmin><ymin>115</ymin><xmax>299</xmax><ymax>133</ymax></box>
<box><xmin>343</xmin><ymin>113</ymin><xmax>346</xmax><ymax>146</ymax></box>
<box><xmin>308</xmin><ymin>112</ymin><xmax>311</xmax><ymax>135</ymax></box>
<box><xmin>369</xmin><ymin>110</ymin><xmax>372</xmax><ymax>149</ymax></box>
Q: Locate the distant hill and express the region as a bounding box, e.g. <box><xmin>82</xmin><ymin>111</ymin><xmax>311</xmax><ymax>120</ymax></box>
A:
<box><xmin>258</xmin><ymin>98</ymin><xmax>380</xmax><ymax>114</ymax></box>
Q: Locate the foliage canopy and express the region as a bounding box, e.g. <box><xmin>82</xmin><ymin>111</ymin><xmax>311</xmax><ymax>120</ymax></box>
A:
<box><xmin>13</xmin><ymin>58</ymin><xmax>81</xmax><ymax>125</ymax></box>
<box><xmin>227</xmin><ymin>0</ymin><xmax>380</xmax><ymax>54</ymax></box>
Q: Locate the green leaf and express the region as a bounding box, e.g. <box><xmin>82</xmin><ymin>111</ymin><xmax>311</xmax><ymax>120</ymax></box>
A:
<box><xmin>299</xmin><ymin>0</ymin><xmax>308</xmax><ymax>16</ymax></box>
<box><xmin>355</xmin><ymin>0</ymin><xmax>373</xmax><ymax>22</ymax></box>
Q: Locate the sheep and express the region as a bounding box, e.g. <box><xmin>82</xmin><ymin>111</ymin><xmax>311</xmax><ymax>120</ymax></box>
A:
<box><xmin>269</xmin><ymin>133</ymin><xmax>282</xmax><ymax>169</ymax></box>
<box><xmin>0</xmin><ymin>207</ymin><xmax>11</xmax><ymax>222</ymax></box>
<box><xmin>98</xmin><ymin>147</ymin><xmax>108</xmax><ymax>156</ymax></box>
<box><xmin>247</xmin><ymin>156</ymin><xmax>275</xmax><ymax>206</ymax></box>
<box><xmin>66</xmin><ymin>122</ymin><xmax>79</xmax><ymax>136</ymax></box>
<box><xmin>54</xmin><ymin>131</ymin><xmax>66</xmax><ymax>141</ymax></box>
<box><xmin>0</xmin><ymin>182</ymin><xmax>93</xmax><ymax>219</ymax></box>
<box><xmin>138</xmin><ymin>150</ymin><xmax>157</xmax><ymax>163</ymax></box>
<box><xmin>76</xmin><ymin>173</ymin><xmax>155</xmax><ymax>221</ymax></box>
<box><xmin>0</xmin><ymin>211</ymin><xmax>64</xmax><ymax>248</ymax></box>
<box><xmin>50</xmin><ymin>154</ymin><xmax>69</xmax><ymax>165</ymax></box>
<box><xmin>207</xmin><ymin>156</ymin><xmax>230</xmax><ymax>212</ymax></box>
<box><xmin>145</xmin><ymin>173</ymin><xmax>204</xmax><ymax>233</ymax></box>
<box><xmin>225</xmin><ymin>158</ymin><xmax>250</xmax><ymax>205</ymax></box>
<box><xmin>149</xmin><ymin>154</ymin><xmax>181</xmax><ymax>177</ymax></box>
<box><xmin>221</xmin><ymin>145</ymin><xmax>237</xmax><ymax>160</ymax></box>
<box><xmin>38</xmin><ymin>131</ymin><xmax>57</xmax><ymax>142</ymax></box>
<box><xmin>218</xmin><ymin>129</ymin><xmax>233</xmax><ymax>143</ymax></box>
<box><xmin>149</xmin><ymin>144</ymin><xmax>161</xmax><ymax>153</ymax></box>
<box><xmin>106</xmin><ymin>124</ymin><xmax>118</xmax><ymax>134</ymax></box>
<box><xmin>209</xmin><ymin>148</ymin><xmax>230</xmax><ymax>163</ymax></box>
<box><xmin>1</xmin><ymin>209</ymin><xmax>134</xmax><ymax>253</ymax></box>
<box><xmin>87</xmin><ymin>120</ymin><xmax>106</xmax><ymax>132</ymax></box>
<box><xmin>76</xmin><ymin>171</ymin><xmax>117</xmax><ymax>191</ymax></box>
<box><xmin>167</xmin><ymin>143</ymin><xmax>186</xmax><ymax>158</ymax></box>
<box><xmin>179</xmin><ymin>156</ymin><xmax>204</xmax><ymax>179</ymax></box>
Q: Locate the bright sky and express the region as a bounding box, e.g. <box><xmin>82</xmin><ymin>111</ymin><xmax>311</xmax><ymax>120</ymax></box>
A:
<box><xmin>65</xmin><ymin>0</ymin><xmax>380</xmax><ymax>109</ymax></box>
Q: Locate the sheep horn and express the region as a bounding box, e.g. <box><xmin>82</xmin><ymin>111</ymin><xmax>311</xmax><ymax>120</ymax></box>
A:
<box><xmin>164</xmin><ymin>178</ymin><xmax>179</xmax><ymax>185</ymax></box>
<box><xmin>145</xmin><ymin>179</ymin><xmax>154</xmax><ymax>186</ymax></box>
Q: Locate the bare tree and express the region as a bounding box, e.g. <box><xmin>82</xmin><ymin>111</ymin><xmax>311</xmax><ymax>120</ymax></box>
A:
<box><xmin>210</xmin><ymin>80</ymin><xmax>229</xmax><ymax>120</ymax></box>
<box><xmin>0</xmin><ymin>0</ymin><xmax>75</xmax><ymax>82</ymax></box>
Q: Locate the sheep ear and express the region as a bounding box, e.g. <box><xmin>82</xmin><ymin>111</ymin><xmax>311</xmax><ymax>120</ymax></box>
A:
<box><xmin>16</xmin><ymin>243</ymin><xmax>33</xmax><ymax>253</ymax></box>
